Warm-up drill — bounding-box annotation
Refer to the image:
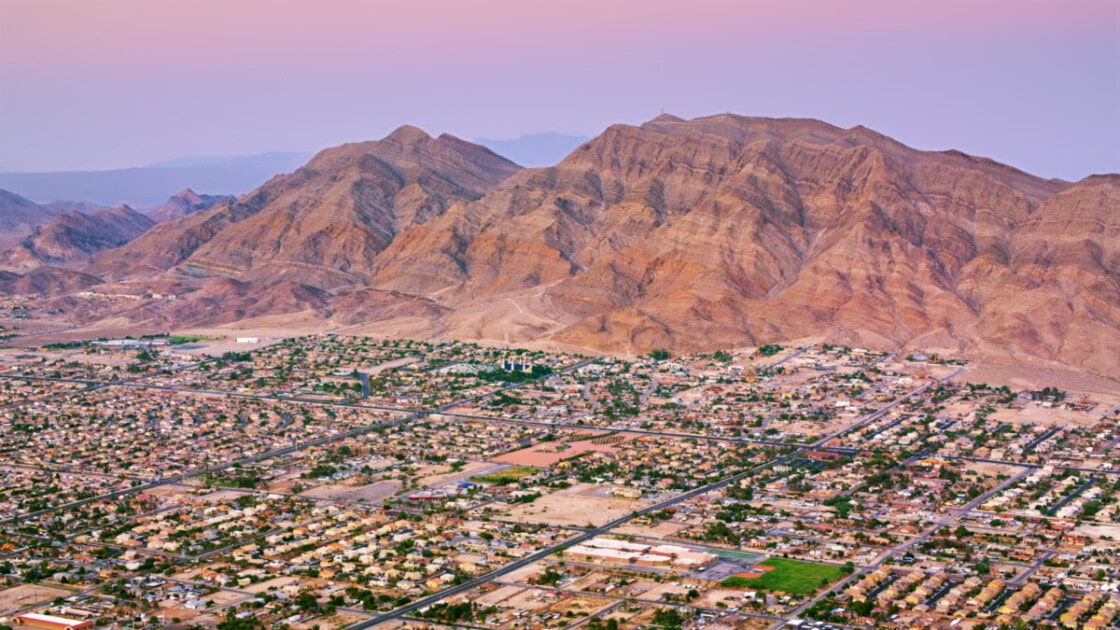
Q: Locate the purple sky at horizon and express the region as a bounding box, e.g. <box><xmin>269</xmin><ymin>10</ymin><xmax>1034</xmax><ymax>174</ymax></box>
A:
<box><xmin>1</xmin><ymin>0</ymin><xmax>1117</xmax><ymax>179</ymax></box>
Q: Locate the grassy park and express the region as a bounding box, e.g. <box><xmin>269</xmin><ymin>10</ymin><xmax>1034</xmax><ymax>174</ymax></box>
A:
<box><xmin>721</xmin><ymin>558</ymin><xmax>845</xmax><ymax>595</ymax></box>
<box><xmin>471</xmin><ymin>466</ymin><xmax>538</xmax><ymax>485</ymax></box>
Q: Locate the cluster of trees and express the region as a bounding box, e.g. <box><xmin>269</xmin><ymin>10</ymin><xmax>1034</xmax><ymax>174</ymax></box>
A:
<box><xmin>1032</xmin><ymin>386</ymin><xmax>1067</xmax><ymax>402</ymax></box>
<box><xmin>416</xmin><ymin>601</ymin><xmax>497</xmax><ymax>623</ymax></box>
<box><xmin>650</xmin><ymin>607</ymin><xmax>686</xmax><ymax>628</ymax></box>
<box><xmin>532</xmin><ymin>567</ymin><xmax>564</xmax><ymax>586</ymax></box>
<box><xmin>475</xmin><ymin>364</ymin><xmax>554</xmax><ymax>383</ymax></box>
<box><xmin>587</xmin><ymin>618</ymin><xmax>620</xmax><ymax>630</ymax></box>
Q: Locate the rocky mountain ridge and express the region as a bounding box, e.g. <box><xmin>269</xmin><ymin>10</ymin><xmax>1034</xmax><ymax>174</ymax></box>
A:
<box><xmin>7</xmin><ymin>115</ymin><xmax>1118</xmax><ymax>374</ymax></box>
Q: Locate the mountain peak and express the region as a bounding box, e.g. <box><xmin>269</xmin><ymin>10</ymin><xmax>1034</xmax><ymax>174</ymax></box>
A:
<box><xmin>56</xmin><ymin>113</ymin><xmax>1120</xmax><ymax>375</ymax></box>
<box><xmin>1077</xmin><ymin>173</ymin><xmax>1120</xmax><ymax>187</ymax></box>
<box><xmin>384</xmin><ymin>125</ymin><xmax>432</xmax><ymax>145</ymax></box>
<box><xmin>93</xmin><ymin>127</ymin><xmax>522</xmax><ymax>287</ymax></box>
<box><xmin>143</xmin><ymin>189</ymin><xmax>234</xmax><ymax>223</ymax></box>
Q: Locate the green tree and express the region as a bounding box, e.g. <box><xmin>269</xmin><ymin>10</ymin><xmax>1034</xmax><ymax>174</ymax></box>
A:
<box><xmin>651</xmin><ymin>608</ymin><xmax>685</xmax><ymax>628</ymax></box>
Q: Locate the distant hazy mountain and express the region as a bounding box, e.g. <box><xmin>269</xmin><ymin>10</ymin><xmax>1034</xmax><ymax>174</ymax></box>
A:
<box><xmin>0</xmin><ymin>188</ymin><xmax>230</xmax><ymax>271</ymax></box>
<box><xmin>0</xmin><ymin>189</ymin><xmax>72</xmax><ymax>248</ymax></box>
<box><xmin>0</xmin><ymin>151</ymin><xmax>313</xmax><ymax>208</ymax></box>
<box><xmin>475</xmin><ymin>132</ymin><xmax>590</xmax><ymax>167</ymax></box>
<box><xmin>0</xmin><ymin>205</ymin><xmax>155</xmax><ymax>270</ymax></box>
<box><xmin>146</xmin><ymin>152</ymin><xmax>312</xmax><ymax>169</ymax></box>
<box><xmin>145</xmin><ymin>189</ymin><xmax>236</xmax><ymax>223</ymax></box>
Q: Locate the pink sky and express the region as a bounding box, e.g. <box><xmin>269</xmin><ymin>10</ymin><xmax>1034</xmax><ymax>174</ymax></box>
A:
<box><xmin>1</xmin><ymin>0</ymin><xmax>1117</xmax><ymax>177</ymax></box>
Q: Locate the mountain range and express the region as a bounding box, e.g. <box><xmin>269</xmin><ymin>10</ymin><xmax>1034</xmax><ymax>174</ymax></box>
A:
<box><xmin>0</xmin><ymin>152</ymin><xmax>311</xmax><ymax>207</ymax></box>
<box><xmin>0</xmin><ymin>189</ymin><xmax>231</xmax><ymax>269</ymax></box>
<box><xmin>0</xmin><ymin>190</ymin><xmax>77</xmax><ymax>248</ymax></box>
<box><xmin>2</xmin><ymin>114</ymin><xmax>1117</xmax><ymax>375</ymax></box>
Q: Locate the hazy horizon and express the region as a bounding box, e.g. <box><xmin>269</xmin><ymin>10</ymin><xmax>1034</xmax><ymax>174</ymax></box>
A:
<box><xmin>1</xmin><ymin>0</ymin><xmax>1117</xmax><ymax>181</ymax></box>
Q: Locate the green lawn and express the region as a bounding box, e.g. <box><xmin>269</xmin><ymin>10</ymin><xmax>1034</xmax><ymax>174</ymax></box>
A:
<box><xmin>471</xmin><ymin>466</ymin><xmax>538</xmax><ymax>485</ymax></box>
<box><xmin>720</xmin><ymin>558</ymin><xmax>845</xmax><ymax>595</ymax></box>
<box><xmin>168</xmin><ymin>335</ymin><xmax>211</xmax><ymax>344</ymax></box>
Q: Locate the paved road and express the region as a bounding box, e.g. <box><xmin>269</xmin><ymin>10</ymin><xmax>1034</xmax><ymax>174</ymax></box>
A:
<box><xmin>344</xmin><ymin>369</ymin><xmax>962</xmax><ymax>630</ymax></box>
<box><xmin>1</xmin><ymin>349</ymin><xmax>980</xmax><ymax>629</ymax></box>
<box><xmin>0</xmin><ymin>411</ymin><xmax>415</xmax><ymax>526</ymax></box>
<box><xmin>1045</xmin><ymin>475</ymin><xmax>1097</xmax><ymax>517</ymax></box>
<box><xmin>1012</xmin><ymin>550</ymin><xmax>1054</xmax><ymax>585</ymax></box>
<box><xmin>1100</xmin><ymin>416</ymin><xmax>1120</xmax><ymax>452</ymax></box>
<box><xmin>762</xmin><ymin>346</ymin><xmax>808</xmax><ymax>370</ymax></box>
<box><xmin>1023</xmin><ymin>427</ymin><xmax>1062</xmax><ymax>454</ymax></box>
<box><xmin>342</xmin><ymin>455</ymin><xmax>794</xmax><ymax>630</ymax></box>
<box><xmin>0</xmin><ymin>358</ymin><xmax>595</xmax><ymax>528</ymax></box>
<box><xmin>487</xmin><ymin>579</ymin><xmax>784</xmax><ymax>623</ymax></box>
<box><xmin>436</xmin><ymin>410</ymin><xmax>802</xmax><ymax>449</ymax></box>
<box><xmin>941</xmin><ymin>454</ymin><xmax>1118</xmax><ymax>477</ymax></box>
<box><xmin>778</xmin><ymin>465</ymin><xmax>1030</xmax><ymax>628</ymax></box>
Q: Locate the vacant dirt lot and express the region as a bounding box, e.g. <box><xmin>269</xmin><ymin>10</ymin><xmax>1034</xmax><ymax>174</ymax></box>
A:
<box><xmin>494</xmin><ymin>434</ymin><xmax>637</xmax><ymax>467</ymax></box>
<box><xmin>487</xmin><ymin>585</ymin><xmax>557</xmax><ymax>611</ymax></box>
<box><xmin>243</xmin><ymin>576</ymin><xmax>300</xmax><ymax>594</ymax></box>
<box><xmin>695</xmin><ymin>587</ymin><xmax>747</xmax><ymax>608</ymax></box>
<box><xmin>292</xmin><ymin>611</ymin><xmax>371</xmax><ymax>629</ymax></box>
<box><xmin>204</xmin><ymin>588</ymin><xmax>246</xmax><ymax>609</ymax></box>
<box><xmin>417</xmin><ymin>461</ymin><xmax>503</xmax><ymax>487</ymax></box>
<box><xmin>564</xmin><ymin>570</ymin><xmax>617</xmax><ymax>592</ymax></box>
<box><xmin>989</xmin><ymin>404</ymin><xmax>1100</xmax><ymax>428</ymax></box>
<box><xmin>1075</xmin><ymin>523</ymin><xmax>1120</xmax><ymax>539</ymax></box>
<box><xmin>498</xmin><ymin>483</ymin><xmax>646</xmax><ymax>527</ymax></box>
<box><xmin>551</xmin><ymin>593</ymin><xmax>615</xmax><ymax>616</ymax></box>
<box><xmin>963</xmin><ymin>461</ymin><xmax>1021</xmax><ymax>477</ymax></box>
<box><xmin>300</xmin><ymin>479</ymin><xmax>401</xmax><ymax>502</ymax></box>
<box><xmin>474</xmin><ymin>584</ymin><xmax>533</xmax><ymax>607</ymax></box>
<box><xmin>0</xmin><ymin>583</ymin><xmax>72</xmax><ymax>614</ymax></box>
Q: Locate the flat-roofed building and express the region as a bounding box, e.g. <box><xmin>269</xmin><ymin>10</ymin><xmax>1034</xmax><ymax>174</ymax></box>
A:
<box><xmin>15</xmin><ymin>613</ymin><xmax>95</xmax><ymax>630</ymax></box>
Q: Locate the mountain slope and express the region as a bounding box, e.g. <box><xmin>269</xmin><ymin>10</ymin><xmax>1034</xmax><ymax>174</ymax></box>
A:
<box><xmin>92</xmin><ymin>127</ymin><xmax>521</xmax><ymax>289</ymax></box>
<box><xmin>365</xmin><ymin>114</ymin><xmax>1115</xmax><ymax>372</ymax></box>
<box><xmin>35</xmin><ymin>115</ymin><xmax>1120</xmax><ymax>374</ymax></box>
<box><xmin>1</xmin><ymin>205</ymin><xmax>155</xmax><ymax>269</ymax></box>
<box><xmin>0</xmin><ymin>152</ymin><xmax>312</xmax><ymax>207</ymax></box>
<box><xmin>0</xmin><ymin>267</ymin><xmax>102</xmax><ymax>295</ymax></box>
<box><xmin>145</xmin><ymin>189</ymin><xmax>235</xmax><ymax>223</ymax></box>
<box><xmin>0</xmin><ymin>189</ymin><xmax>70</xmax><ymax>248</ymax></box>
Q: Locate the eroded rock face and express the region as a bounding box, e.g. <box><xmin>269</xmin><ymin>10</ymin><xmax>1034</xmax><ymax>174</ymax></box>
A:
<box><xmin>91</xmin><ymin>127</ymin><xmax>521</xmax><ymax>289</ymax></box>
<box><xmin>372</xmin><ymin>115</ymin><xmax>1116</xmax><ymax>372</ymax></box>
<box><xmin>33</xmin><ymin>115</ymin><xmax>1120</xmax><ymax>374</ymax></box>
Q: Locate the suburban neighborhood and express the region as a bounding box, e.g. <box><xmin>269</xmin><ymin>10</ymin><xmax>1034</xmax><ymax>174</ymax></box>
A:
<box><xmin>0</xmin><ymin>335</ymin><xmax>1115</xmax><ymax>630</ymax></box>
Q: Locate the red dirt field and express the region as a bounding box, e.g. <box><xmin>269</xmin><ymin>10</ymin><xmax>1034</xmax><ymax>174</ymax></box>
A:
<box><xmin>492</xmin><ymin>432</ymin><xmax>639</xmax><ymax>467</ymax></box>
<box><xmin>734</xmin><ymin>565</ymin><xmax>777</xmax><ymax>580</ymax></box>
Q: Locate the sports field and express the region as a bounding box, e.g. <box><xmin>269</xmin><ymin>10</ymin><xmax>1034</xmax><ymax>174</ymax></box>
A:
<box><xmin>471</xmin><ymin>465</ymin><xmax>538</xmax><ymax>485</ymax></box>
<box><xmin>720</xmin><ymin>558</ymin><xmax>845</xmax><ymax>595</ymax></box>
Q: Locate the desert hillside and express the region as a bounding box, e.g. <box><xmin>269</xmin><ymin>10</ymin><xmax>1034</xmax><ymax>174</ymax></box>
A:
<box><xmin>6</xmin><ymin>115</ymin><xmax>1118</xmax><ymax>374</ymax></box>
